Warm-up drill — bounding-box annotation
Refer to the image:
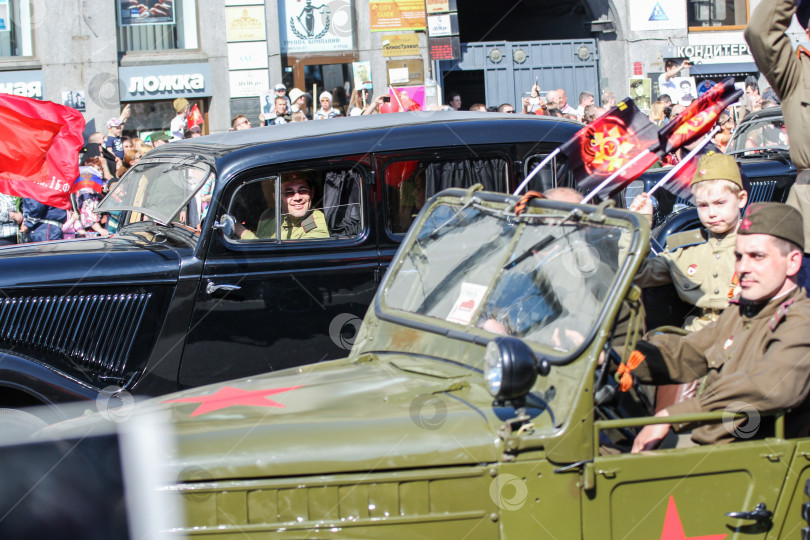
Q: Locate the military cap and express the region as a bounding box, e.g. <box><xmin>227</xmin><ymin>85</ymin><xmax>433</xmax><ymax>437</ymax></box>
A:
<box><xmin>150</xmin><ymin>131</ymin><xmax>171</xmax><ymax>142</ymax></box>
<box><xmin>691</xmin><ymin>152</ymin><xmax>743</xmax><ymax>189</ymax></box>
<box><xmin>739</xmin><ymin>202</ymin><xmax>805</xmax><ymax>251</ymax></box>
<box><xmin>173</xmin><ymin>98</ymin><xmax>189</xmax><ymax>113</ymax></box>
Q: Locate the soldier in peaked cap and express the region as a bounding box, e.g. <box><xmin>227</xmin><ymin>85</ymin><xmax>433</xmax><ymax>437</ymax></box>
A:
<box><xmin>629</xmin><ymin>202</ymin><xmax>810</xmax><ymax>450</ymax></box>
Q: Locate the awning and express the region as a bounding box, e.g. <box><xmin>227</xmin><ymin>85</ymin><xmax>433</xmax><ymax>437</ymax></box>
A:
<box><xmin>688</xmin><ymin>62</ymin><xmax>759</xmax><ymax>78</ymax></box>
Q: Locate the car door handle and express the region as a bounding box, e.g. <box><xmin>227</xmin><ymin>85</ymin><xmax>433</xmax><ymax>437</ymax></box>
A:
<box><xmin>726</xmin><ymin>502</ymin><xmax>772</xmax><ymax>522</ymax></box>
<box><xmin>206</xmin><ymin>281</ymin><xmax>242</xmax><ymax>295</ymax></box>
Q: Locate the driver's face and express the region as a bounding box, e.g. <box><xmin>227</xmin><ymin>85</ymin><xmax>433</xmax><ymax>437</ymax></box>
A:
<box><xmin>281</xmin><ymin>179</ymin><xmax>312</xmax><ymax>219</ymax></box>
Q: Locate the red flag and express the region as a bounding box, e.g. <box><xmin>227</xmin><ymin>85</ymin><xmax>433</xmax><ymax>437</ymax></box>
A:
<box><xmin>0</xmin><ymin>94</ymin><xmax>85</xmax><ymax>210</ymax></box>
<box><xmin>188</xmin><ymin>103</ymin><xmax>204</xmax><ymax>129</ymax></box>
<box><xmin>0</xmin><ymin>104</ymin><xmax>63</xmax><ymax>177</ymax></box>
<box><xmin>659</xmin><ymin>145</ymin><xmax>722</xmax><ymax>202</ymax></box>
<box><xmin>559</xmin><ymin>98</ymin><xmax>660</xmax><ymax>192</ymax></box>
<box><xmin>658</xmin><ymin>77</ymin><xmax>743</xmax><ymax>154</ymax></box>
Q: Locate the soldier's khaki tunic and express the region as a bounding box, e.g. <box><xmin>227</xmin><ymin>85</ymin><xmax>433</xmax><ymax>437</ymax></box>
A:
<box><xmin>746</xmin><ymin>0</ymin><xmax>810</xmax><ymax>248</ymax></box>
<box><xmin>633</xmin><ymin>286</ymin><xmax>810</xmax><ymax>445</ymax></box>
<box><xmin>242</xmin><ymin>210</ymin><xmax>329</xmax><ymax>240</ymax></box>
<box><xmin>635</xmin><ymin>229</ymin><xmax>738</xmax><ymax>331</ymax></box>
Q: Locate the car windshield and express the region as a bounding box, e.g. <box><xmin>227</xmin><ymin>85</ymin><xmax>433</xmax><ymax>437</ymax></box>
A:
<box><xmin>726</xmin><ymin>114</ymin><xmax>789</xmax><ymax>156</ymax></box>
<box><xmin>385</xmin><ymin>200</ymin><xmax>629</xmax><ymax>356</ymax></box>
<box><xmin>97</xmin><ymin>157</ymin><xmax>213</xmax><ymax>225</ymax></box>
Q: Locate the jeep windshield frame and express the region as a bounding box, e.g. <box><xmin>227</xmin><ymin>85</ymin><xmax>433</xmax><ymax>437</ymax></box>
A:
<box><xmin>97</xmin><ymin>156</ymin><xmax>213</xmax><ymax>226</ymax></box>
<box><xmin>378</xmin><ymin>190</ymin><xmax>644</xmax><ymax>366</ymax></box>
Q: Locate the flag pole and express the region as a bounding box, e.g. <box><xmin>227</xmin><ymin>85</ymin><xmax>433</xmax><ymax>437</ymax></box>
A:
<box><xmin>513</xmin><ymin>147</ymin><xmax>561</xmax><ymax>195</ymax></box>
<box><xmin>647</xmin><ymin>126</ymin><xmax>721</xmax><ymax>197</ymax></box>
<box><xmin>581</xmin><ymin>148</ymin><xmax>655</xmax><ymax>205</ymax></box>
<box><xmin>389</xmin><ymin>85</ymin><xmax>404</xmax><ymax>111</ymax></box>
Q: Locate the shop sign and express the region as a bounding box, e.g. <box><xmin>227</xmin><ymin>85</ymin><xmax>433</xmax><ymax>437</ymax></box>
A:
<box><xmin>387</xmin><ymin>59</ymin><xmax>424</xmax><ymax>86</ymax></box>
<box><xmin>119</xmin><ymin>63</ymin><xmax>212</xmax><ymax>101</ymax></box>
<box><xmin>629</xmin><ymin>0</ymin><xmax>686</xmax><ymax>31</ymax></box>
<box><xmin>279</xmin><ymin>0</ymin><xmax>355</xmax><ymax>53</ymax></box>
<box><xmin>229</xmin><ymin>69</ymin><xmax>269</xmax><ymax>98</ymax></box>
<box><xmin>428</xmin><ymin>36</ymin><xmax>460</xmax><ymax>61</ymax></box>
<box><xmin>0</xmin><ymin>70</ymin><xmax>44</xmax><ymax>99</ymax></box>
<box><xmin>370</xmin><ymin>0</ymin><xmax>426</xmax><ymax>32</ymax></box>
<box><xmin>667</xmin><ymin>43</ymin><xmax>751</xmax><ymax>61</ymax></box>
<box><xmin>228</xmin><ymin>42</ymin><xmax>269</xmax><ymax>70</ymax></box>
<box><xmin>426</xmin><ymin>0</ymin><xmax>457</xmax><ymax>14</ymax></box>
<box><xmin>427</xmin><ymin>13</ymin><xmax>458</xmax><ymax>37</ymax></box>
<box><xmin>226</xmin><ymin>6</ymin><xmax>266</xmax><ymax>42</ymax></box>
<box><xmin>381</xmin><ymin>33</ymin><xmax>419</xmax><ymax>57</ymax></box>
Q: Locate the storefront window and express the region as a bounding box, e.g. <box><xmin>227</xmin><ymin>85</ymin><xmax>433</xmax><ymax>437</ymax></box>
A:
<box><xmin>123</xmin><ymin>99</ymin><xmax>207</xmax><ymax>139</ymax></box>
<box><xmin>688</xmin><ymin>0</ymin><xmax>748</xmax><ymax>28</ymax></box>
<box><xmin>117</xmin><ymin>0</ymin><xmax>198</xmax><ymax>52</ymax></box>
<box><xmin>0</xmin><ymin>0</ymin><xmax>33</xmax><ymax>57</ymax></box>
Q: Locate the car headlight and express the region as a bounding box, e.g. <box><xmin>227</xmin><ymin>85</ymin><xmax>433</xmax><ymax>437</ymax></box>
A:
<box><xmin>484</xmin><ymin>337</ymin><xmax>543</xmax><ymax>403</ymax></box>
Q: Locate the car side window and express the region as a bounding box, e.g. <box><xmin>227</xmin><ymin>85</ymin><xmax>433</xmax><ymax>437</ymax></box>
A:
<box><xmin>523</xmin><ymin>153</ymin><xmax>559</xmax><ymax>193</ymax></box>
<box><xmin>384</xmin><ymin>156</ymin><xmax>508</xmax><ymax>234</ymax></box>
<box><xmin>227</xmin><ymin>167</ymin><xmax>364</xmax><ymax>243</ymax></box>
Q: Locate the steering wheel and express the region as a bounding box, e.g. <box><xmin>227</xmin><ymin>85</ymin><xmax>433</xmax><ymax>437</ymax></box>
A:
<box><xmin>593</xmin><ymin>345</ymin><xmax>655</xmax><ymax>448</ymax></box>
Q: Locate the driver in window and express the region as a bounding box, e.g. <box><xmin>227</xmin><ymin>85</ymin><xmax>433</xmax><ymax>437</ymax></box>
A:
<box><xmin>235</xmin><ymin>173</ymin><xmax>329</xmax><ymax>240</ymax></box>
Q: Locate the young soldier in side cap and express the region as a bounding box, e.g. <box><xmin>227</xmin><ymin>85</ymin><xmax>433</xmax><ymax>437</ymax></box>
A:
<box><xmin>631</xmin><ymin>152</ymin><xmax>749</xmax><ymax>332</ymax></box>
<box><xmin>629</xmin><ymin>202</ymin><xmax>810</xmax><ymax>451</ymax></box>
<box><xmin>746</xmin><ymin>0</ymin><xmax>810</xmax><ymax>285</ymax></box>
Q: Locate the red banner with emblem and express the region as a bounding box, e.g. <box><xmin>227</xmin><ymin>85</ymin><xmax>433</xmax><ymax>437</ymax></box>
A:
<box><xmin>187</xmin><ymin>103</ymin><xmax>204</xmax><ymax>129</ymax></box>
<box><xmin>559</xmin><ymin>98</ymin><xmax>661</xmax><ymax>192</ymax></box>
<box><xmin>0</xmin><ymin>94</ymin><xmax>85</xmax><ymax>210</ymax></box>
<box><xmin>658</xmin><ymin>77</ymin><xmax>743</xmax><ymax>155</ymax></box>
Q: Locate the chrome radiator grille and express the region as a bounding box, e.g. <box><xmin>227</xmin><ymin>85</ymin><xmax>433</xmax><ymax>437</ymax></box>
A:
<box><xmin>0</xmin><ymin>293</ymin><xmax>152</xmax><ymax>379</ymax></box>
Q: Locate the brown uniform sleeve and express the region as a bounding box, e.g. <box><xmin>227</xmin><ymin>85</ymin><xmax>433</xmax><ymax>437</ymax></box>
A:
<box><xmin>745</xmin><ymin>0</ymin><xmax>799</xmax><ymax>100</ymax></box>
<box><xmin>634</xmin><ymin>252</ymin><xmax>674</xmax><ymax>288</ymax></box>
<box><xmin>672</xmin><ymin>317</ymin><xmax>810</xmax><ymax>419</ymax></box>
<box><xmin>631</xmin><ymin>326</ymin><xmax>714</xmax><ymax>385</ymax></box>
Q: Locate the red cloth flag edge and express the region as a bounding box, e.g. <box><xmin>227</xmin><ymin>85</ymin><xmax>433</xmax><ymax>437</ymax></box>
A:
<box><xmin>658</xmin><ymin>77</ymin><xmax>743</xmax><ymax>154</ymax></box>
<box><xmin>0</xmin><ymin>104</ymin><xmax>63</xmax><ymax>178</ymax></box>
<box><xmin>188</xmin><ymin>103</ymin><xmax>204</xmax><ymax>129</ymax></box>
<box><xmin>0</xmin><ymin>94</ymin><xmax>85</xmax><ymax>210</ymax></box>
<box><xmin>559</xmin><ymin>98</ymin><xmax>661</xmax><ymax>193</ymax></box>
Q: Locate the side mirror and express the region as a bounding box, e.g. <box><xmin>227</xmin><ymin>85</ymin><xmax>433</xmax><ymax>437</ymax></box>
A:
<box><xmin>214</xmin><ymin>214</ymin><xmax>236</xmax><ymax>238</ymax></box>
<box><xmin>484</xmin><ymin>336</ymin><xmax>550</xmax><ymax>405</ymax></box>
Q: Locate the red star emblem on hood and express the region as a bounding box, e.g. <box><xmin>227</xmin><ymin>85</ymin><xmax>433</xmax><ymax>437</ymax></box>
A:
<box><xmin>660</xmin><ymin>496</ymin><xmax>727</xmax><ymax>540</ymax></box>
<box><xmin>740</xmin><ymin>217</ymin><xmax>753</xmax><ymax>232</ymax></box>
<box><xmin>163</xmin><ymin>385</ymin><xmax>302</xmax><ymax>417</ymax></box>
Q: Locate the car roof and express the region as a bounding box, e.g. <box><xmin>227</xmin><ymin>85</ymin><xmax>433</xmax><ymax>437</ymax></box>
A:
<box><xmin>739</xmin><ymin>106</ymin><xmax>783</xmax><ymax>123</ymax></box>
<box><xmin>142</xmin><ymin>111</ymin><xmax>582</xmax><ymax>180</ymax></box>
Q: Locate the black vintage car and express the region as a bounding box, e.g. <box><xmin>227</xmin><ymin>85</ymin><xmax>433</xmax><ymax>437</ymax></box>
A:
<box><xmin>0</xmin><ymin>112</ymin><xmax>581</xmax><ymax>419</ymax></box>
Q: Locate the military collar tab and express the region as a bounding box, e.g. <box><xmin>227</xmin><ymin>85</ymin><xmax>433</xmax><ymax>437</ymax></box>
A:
<box><xmin>797</xmin><ymin>45</ymin><xmax>810</xmax><ymax>59</ymax></box>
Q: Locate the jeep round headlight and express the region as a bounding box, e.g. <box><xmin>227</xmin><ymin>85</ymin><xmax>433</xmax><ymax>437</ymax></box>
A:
<box><xmin>484</xmin><ymin>337</ymin><xmax>539</xmax><ymax>402</ymax></box>
<box><xmin>484</xmin><ymin>341</ymin><xmax>503</xmax><ymax>396</ymax></box>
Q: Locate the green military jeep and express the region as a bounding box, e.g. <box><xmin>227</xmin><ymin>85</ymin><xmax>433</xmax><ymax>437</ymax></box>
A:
<box><xmin>7</xmin><ymin>186</ymin><xmax>810</xmax><ymax>539</ymax></box>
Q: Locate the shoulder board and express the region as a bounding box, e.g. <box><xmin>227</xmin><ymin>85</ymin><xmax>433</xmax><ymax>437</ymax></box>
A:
<box><xmin>665</xmin><ymin>228</ymin><xmax>707</xmax><ymax>251</ymax></box>
<box><xmin>301</xmin><ymin>213</ymin><xmax>318</xmax><ymax>232</ymax></box>
<box><xmin>769</xmin><ymin>298</ymin><xmax>795</xmax><ymax>331</ymax></box>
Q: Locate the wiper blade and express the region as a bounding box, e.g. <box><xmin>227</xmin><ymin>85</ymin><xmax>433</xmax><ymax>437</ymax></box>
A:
<box><xmin>503</xmin><ymin>208</ymin><xmax>582</xmax><ymax>270</ymax></box>
<box><xmin>728</xmin><ymin>146</ymin><xmax>789</xmax><ymax>156</ymax></box>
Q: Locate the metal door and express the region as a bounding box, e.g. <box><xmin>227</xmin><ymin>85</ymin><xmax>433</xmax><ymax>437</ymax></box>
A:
<box><xmin>440</xmin><ymin>39</ymin><xmax>599</xmax><ymax>110</ymax></box>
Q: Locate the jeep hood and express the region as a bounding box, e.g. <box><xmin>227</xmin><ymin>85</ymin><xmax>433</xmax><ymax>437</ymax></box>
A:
<box><xmin>122</xmin><ymin>356</ymin><xmax>505</xmax><ymax>479</ymax></box>
<box><xmin>0</xmin><ymin>231</ymin><xmax>188</xmax><ymax>289</ymax></box>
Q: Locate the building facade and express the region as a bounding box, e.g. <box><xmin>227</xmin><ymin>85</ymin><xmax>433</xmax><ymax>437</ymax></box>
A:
<box><xmin>0</xmin><ymin>1</ymin><xmax>799</xmax><ymax>140</ymax></box>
